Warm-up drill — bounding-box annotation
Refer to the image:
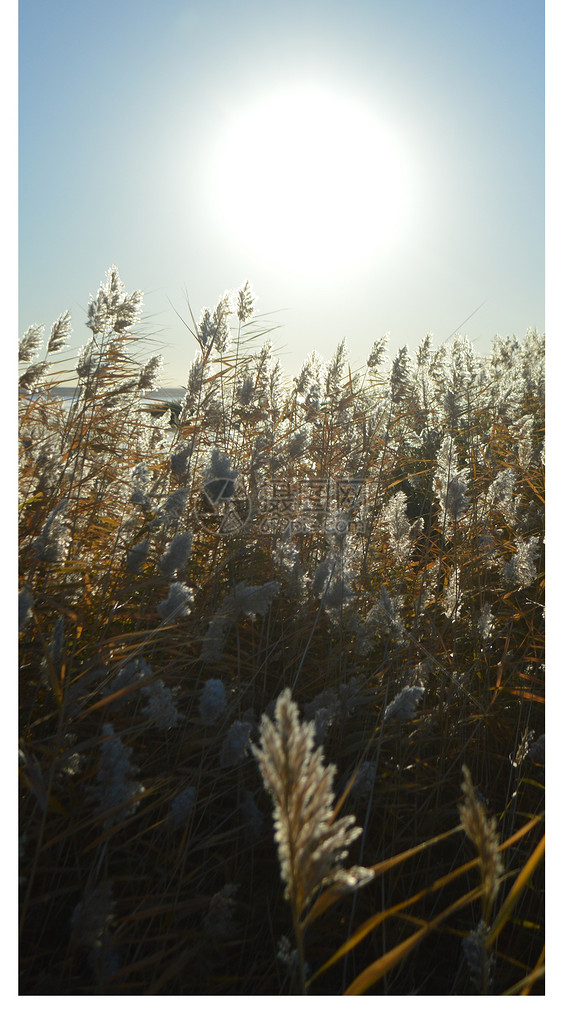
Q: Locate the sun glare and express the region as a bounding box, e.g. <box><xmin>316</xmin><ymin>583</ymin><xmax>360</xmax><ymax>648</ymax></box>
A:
<box><xmin>211</xmin><ymin>84</ymin><xmax>414</xmax><ymax>278</ymax></box>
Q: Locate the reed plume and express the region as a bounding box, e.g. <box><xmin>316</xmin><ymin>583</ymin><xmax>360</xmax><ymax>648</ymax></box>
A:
<box><xmin>459</xmin><ymin>765</ymin><xmax>504</xmax><ymax>993</ymax></box>
<box><xmin>459</xmin><ymin>765</ymin><xmax>503</xmax><ymax>924</ymax></box>
<box><xmin>253</xmin><ymin>687</ymin><xmax>374</xmax><ymax>991</ymax></box>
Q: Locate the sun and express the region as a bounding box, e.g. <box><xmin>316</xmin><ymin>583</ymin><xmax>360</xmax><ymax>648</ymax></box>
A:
<box><xmin>211</xmin><ymin>83</ymin><xmax>414</xmax><ymax>278</ymax></box>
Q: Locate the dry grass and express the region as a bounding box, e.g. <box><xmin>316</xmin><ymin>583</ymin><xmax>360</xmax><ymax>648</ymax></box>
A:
<box><xmin>18</xmin><ymin>269</ymin><xmax>544</xmax><ymax>994</ymax></box>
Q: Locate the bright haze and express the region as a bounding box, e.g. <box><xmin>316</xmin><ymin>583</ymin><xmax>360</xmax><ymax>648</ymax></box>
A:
<box><xmin>19</xmin><ymin>0</ymin><xmax>544</xmax><ymax>386</ymax></box>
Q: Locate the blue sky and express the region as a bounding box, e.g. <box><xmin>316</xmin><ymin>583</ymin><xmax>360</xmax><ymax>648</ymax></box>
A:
<box><xmin>18</xmin><ymin>0</ymin><xmax>545</xmax><ymax>386</ymax></box>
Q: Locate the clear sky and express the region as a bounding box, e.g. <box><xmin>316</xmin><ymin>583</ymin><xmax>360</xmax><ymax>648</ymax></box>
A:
<box><xmin>18</xmin><ymin>0</ymin><xmax>545</xmax><ymax>386</ymax></box>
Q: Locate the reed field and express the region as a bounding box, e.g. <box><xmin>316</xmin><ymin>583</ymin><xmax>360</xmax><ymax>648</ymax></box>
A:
<box><xmin>18</xmin><ymin>267</ymin><xmax>545</xmax><ymax>995</ymax></box>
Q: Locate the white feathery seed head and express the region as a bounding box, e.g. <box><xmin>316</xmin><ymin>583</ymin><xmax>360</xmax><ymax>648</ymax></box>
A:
<box><xmin>253</xmin><ymin>688</ymin><xmax>374</xmax><ymax>917</ymax></box>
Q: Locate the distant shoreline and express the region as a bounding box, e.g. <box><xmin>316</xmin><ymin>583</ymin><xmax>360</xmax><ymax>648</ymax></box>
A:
<box><xmin>46</xmin><ymin>387</ymin><xmax>185</xmax><ymax>400</ymax></box>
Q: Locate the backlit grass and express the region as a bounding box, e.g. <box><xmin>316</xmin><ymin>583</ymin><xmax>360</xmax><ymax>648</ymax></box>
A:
<box><xmin>18</xmin><ymin>268</ymin><xmax>544</xmax><ymax>995</ymax></box>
